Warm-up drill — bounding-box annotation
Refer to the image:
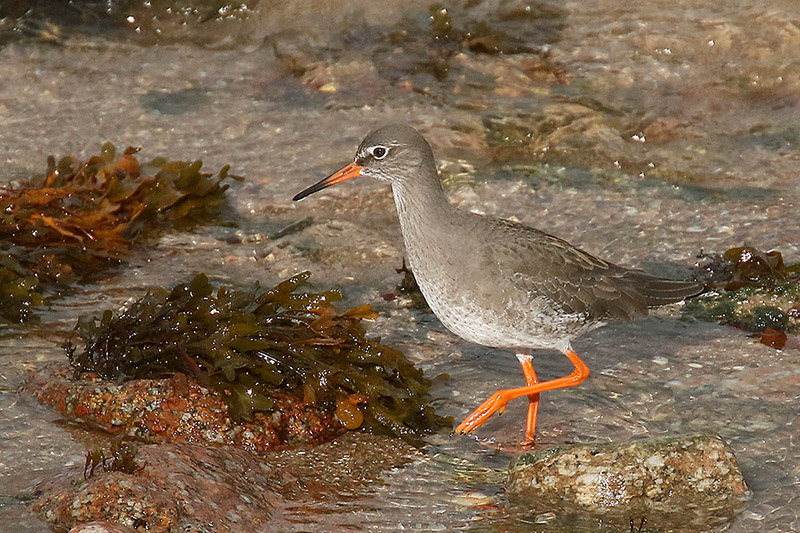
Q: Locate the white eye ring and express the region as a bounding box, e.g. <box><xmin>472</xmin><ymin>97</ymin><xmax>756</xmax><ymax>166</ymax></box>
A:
<box><xmin>369</xmin><ymin>145</ymin><xmax>389</xmax><ymax>160</ymax></box>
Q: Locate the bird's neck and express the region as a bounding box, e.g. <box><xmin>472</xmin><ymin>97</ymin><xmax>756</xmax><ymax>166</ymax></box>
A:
<box><xmin>390</xmin><ymin>172</ymin><xmax>458</xmax><ymax>261</ymax></box>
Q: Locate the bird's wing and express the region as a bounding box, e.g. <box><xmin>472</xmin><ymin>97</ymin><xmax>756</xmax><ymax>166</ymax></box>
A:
<box><xmin>481</xmin><ymin>219</ymin><xmax>651</xmax><ymax>322</ymax></box>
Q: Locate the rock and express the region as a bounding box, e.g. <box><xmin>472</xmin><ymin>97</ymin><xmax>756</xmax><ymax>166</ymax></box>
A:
<box><xmin>33</xmin><ymin>442</ymin><xmax>286</xmax><ymax>532</ymax></box>
<box><xmin>69</xmin><ymin>522</ymin><xmax>137</xmax><ymax>533</ymax></box>
<box><xmin>301</xmin><ymin>58</ymin><xmax>386</xmax><ymax>97</ymax></box>
<box><xmin>641</xmin><ymin>116</ymin><xmax>686</xmax><ymax>143</ymax></box>
<box><xmin>24</xmin><ymin>364</ymin><xmax>341</xmax><ymax>454</ymax></box>
<box><xmin>33</xmin><ymin>434</ymin><xmax>418</xmax><ymax>532</ymax></box>
<box><xmin>483</xmin><ymin>105</ymin><xmax>632</xmax><ymax>169</ymax></box>
<box><xmin>507</xmin><ymin>433</ymin><xmax>748</xmax><ymax>516</ymax></box>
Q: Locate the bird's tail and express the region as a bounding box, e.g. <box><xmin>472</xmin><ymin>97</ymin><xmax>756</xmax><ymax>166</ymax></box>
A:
<box><xmin>624</xmin><ymin>271</ymin><xmax>706</xmax><ymax>307</ymax></box>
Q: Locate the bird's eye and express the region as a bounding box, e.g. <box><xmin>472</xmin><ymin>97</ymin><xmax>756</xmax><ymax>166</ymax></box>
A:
<box><xmin>370</xmin><ymin>146</ymin><xmax>388</xmax><ymax>159</ymax></box>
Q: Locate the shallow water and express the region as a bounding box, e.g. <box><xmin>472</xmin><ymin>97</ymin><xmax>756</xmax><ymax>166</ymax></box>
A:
<box><xmin>1</xmin><ymin>0</ymin><xmax>799</xmax><ymax>531</ymax></box>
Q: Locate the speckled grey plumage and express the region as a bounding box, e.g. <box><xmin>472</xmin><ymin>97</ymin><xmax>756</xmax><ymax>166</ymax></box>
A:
<box><xmin>308</xmin><ymin>124</ymin><xmax>704</xmax><ymax>353</ymax></box>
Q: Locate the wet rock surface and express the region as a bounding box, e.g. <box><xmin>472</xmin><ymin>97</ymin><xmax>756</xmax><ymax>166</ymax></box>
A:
<box><xmin>24</xmin><ymin>364</ymin><xmax>341</xmax><ymax>453</ymax></box>
<box><xmin>508</xmin><ymin>433</ymin><xmax>748</xmax><ymax>509</ymax></box>
<box><xmin>32</xmin><ymin>442</ymin><xmax>284</xmax><ymax>531</ymax></box>
<box><xmin>33</xmin><ymin>434</ymin><xmax>418</xmax><ymax>532</ymax></box>
<box><xmin>69</xmin><ymin>522</ymin><xmax>138</xmax><ymax>533</ymax></box>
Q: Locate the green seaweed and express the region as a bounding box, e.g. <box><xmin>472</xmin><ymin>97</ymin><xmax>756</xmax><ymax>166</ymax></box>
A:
<box><xmin>684</xmin><ymin>246</ymin><xmax>800</xmax><ymax>337</ymax></box>
<box><xmin>426</xmin><ymin>3</ymin><xmax>540</xmax><ymax>55</ymax></box>
<box><xmin>395</xmin><ymin>258</ymin><xmax>430</xmax><ymax>311</ymax></box>
<box><xmin>0</xmin><ymin>143</ymin><xmax>241</xmax><ymax>323</ymax></box>
<box><xmin>67</xmin><ymin>272</ymin><xmax>451</xmax><ymax>441</ymax></box>
<box><xmin>683</xmin><ymin>286</ymin><xmax>798</xmax><ymax>333</ymax></box>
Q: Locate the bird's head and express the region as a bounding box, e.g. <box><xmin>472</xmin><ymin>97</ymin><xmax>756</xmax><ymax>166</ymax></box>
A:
<box><xmin>293</xmin><ymin>124</ymin><xmax>435</xmax><ymax>201</ymax></box>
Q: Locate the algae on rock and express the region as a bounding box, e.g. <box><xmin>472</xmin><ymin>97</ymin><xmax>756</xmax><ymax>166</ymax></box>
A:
<box><xmin>685</xmin><ymin>246</ymin><xmax>800</xmax><ymax>348</ymax></box>
<box><xmin>67</xmin><ymin>272</ymin><xmax>451</xmax><ymax>441</ymax></box>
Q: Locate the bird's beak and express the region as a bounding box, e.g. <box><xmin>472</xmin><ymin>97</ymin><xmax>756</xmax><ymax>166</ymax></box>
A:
<box><xmin>293</xmin><ymin>162</ymin><xmax>364</xmax><ymax>201</ymax></box>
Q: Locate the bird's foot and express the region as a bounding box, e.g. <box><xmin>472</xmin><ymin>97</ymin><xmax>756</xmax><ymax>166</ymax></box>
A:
<box><xmin>455</xmin><ymin>390</ymin><xmax>513</xmax><ymax>435</ymax></box>
<box><xmin>455</xmin><ymin>348</ymin><xmax>589</xmax><ymax>443</ymax></box>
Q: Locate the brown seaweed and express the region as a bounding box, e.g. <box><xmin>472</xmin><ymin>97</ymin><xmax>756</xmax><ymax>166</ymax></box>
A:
<box><xmin>84</xmin><ymin>438</ymin><xmax>140</xmax><ymax>480</ymax></box>
<box><xmin>0</xmin><ymin>143</ymin><xmax>241</xmax><ymax>323</ymax></box>
<box><xmin>695</xmin><ymin>246</ymin><xmax>800</xmax><ymax>290</ymax></box>
<box><xmin>67</xmin><ymin>272</ymin><xmax>451</xmax><ymax>442</ymax></box>
<box><xmin>684</xmin><ymin>246</ymin><xmax>800</xmax><ymax>344</ymax></box>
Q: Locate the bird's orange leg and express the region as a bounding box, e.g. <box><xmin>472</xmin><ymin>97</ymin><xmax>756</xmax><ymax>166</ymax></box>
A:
<box><xmin>517</xmin><ymin>353</ymin><xmax>540</xmax><ymax>446</ymax></box>
<box><xmin>455</xmin><ymin>347</ymin><xmax>590</xmax><ymax>437</ymax></box>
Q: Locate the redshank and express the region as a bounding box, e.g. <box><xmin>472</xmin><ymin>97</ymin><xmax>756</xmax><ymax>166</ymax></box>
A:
<box><xmin>293</xmin><ymin>124</ymin><xmax>703</xmax><ymax>445</ymax></box>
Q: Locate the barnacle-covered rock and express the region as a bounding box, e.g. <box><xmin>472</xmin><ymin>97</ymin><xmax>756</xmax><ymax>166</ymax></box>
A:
<box><xmin>25</xmin><ymin>365</ymin><xmax>338</xmax><ymax>453</ymax></box>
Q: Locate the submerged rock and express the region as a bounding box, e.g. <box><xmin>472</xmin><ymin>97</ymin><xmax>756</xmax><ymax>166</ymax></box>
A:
<box><xmin>33</xmin><ymin>442</ymin><xmax>284</xmax><ymax>531</ymax></box>
<box><xmin>34</xmin><ymin>442</ymin><xmax>293</xmax><ymax>531</ymax></box>
<box><xmin>483</xmin><ymin>105</ymin><xmax>632</xmax><ymax>169</ymax></box>
<box><xmin>33</xmin><ymin>434</ymin><xmax>417</xmax><ymax>532</ymax></box>
<box><xmin>507</xmin><ymin>433</ymin><xmax>748</xmax><ymax>518</ymax></box>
